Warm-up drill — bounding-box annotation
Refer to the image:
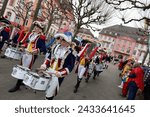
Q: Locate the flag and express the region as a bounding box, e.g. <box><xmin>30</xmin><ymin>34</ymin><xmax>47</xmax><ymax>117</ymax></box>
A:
<box><xmin>89</xmin><ymin>47</ymin><xmax>99</xmax><ymax>59</ymax></box>
<box><xmin>78</xmin><ymin>43</ymin><xmax>90</xmax><ymax>58</ymax></box>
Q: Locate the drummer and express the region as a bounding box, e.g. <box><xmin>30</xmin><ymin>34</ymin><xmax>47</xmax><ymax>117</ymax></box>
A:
<box><xmin>39</xmin><ymin>32</ymin><xmax>76</xmax><ymax>100</ymax></box>
<box><xmin>8</xmin><ymin>21</ymin><xmax>46</xmax><ymax>92</ymax></box>
<box><xmin>0</xmin><ymin>16</ymin><xmax>11</xmax><ymax>54</ymax></box>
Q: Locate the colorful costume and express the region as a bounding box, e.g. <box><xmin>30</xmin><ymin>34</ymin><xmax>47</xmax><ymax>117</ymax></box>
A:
<box><xmin>0</xmin><ymin>17</ymin><xmax>11</xmax><ymax>51</ymax></box>
<box><xmin>40</xmin><ymin>32</ymin><xmax>75</xmax><ymax>99</ymax></box>
<box><xmin>0</xmin><ymin>26</ymin><xmax>11</xmax><ymax>50</ymax></box>
<box><xmin>8</xmin><ymin>21</ymin><xmax>46</xmax><ymax>92</ymax></box>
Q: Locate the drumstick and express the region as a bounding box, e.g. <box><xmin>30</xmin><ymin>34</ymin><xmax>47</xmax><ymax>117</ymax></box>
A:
<box><xmin>34</xmin><ymin>68</ymin><xmax>45</xmax><ymax>73</ymax></box>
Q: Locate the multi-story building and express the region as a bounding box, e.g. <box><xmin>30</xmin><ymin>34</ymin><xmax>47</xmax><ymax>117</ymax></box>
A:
<box><xmin>0</xmin><ymin>0</ymin><xmax>75</xmax><ymax>37</ymax></box>
<box><xmin>77</xmin><ymin>28</ymin><xmax>101</xmax><ymax>44</ymax></box>
<box><xmin>99</xmin><ymin>24</ymin><xmax>149</xmax><ymax>64</ymax></box>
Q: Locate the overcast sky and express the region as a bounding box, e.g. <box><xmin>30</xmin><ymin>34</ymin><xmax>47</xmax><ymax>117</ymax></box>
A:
<box><xmin>90</xmin><ymin>0</ymin><xmax>149</xmax><ymax>37</ymax></box>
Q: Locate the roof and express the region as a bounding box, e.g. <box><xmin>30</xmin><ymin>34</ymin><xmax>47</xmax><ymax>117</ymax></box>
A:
<box><xmin>99</xmin><ymin>24</ymin><xmax>148</xmax><ymax>44</ymax></box>
<box><xmin>78</xmin><ymin>28</ymin><xmax>94</xmax><ymax>37</ymax></box>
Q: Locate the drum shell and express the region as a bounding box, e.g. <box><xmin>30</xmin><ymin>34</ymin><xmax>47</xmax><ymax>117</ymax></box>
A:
<box><xmin>4</xmin><ymin>47</ymin><xmax>22</xmax><ymax>60</ymax></box>
<box><xmin>33</xmin><ymin>76</ymin><xmax>50</xmax><ymax>91</ymax></box>
<box><xmin>23</xmin><ymin>72</ymin><xmax>39</xmax><ymax>89</ymax></box>
<box><xmin>11</xmin><ymin>65</ymin><xmax>30</xmax><ymax>80</ymax></box>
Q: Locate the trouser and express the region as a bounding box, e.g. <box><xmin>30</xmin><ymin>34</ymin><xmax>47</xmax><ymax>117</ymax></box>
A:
<box><xmin>0</xmin><ymin>39</ymin><xmax>5</xmax><ymax>50</ymax></box>
<box><xmin>122</xmin><ymin>82</ymin><xmax>128</xmax><ymax>96</ymax></box>
<box><xmin>45</xmin><ymin>75</ymin><xmax>64</xmax><ymax>99</ymax></box>
<box><xmin>78</xmin><ymin>65</ymin><xmax>86</xmax><ymax>79</ymax></box>
<box><xmin>75</xmin><ymin>77</ymin><xmax>82</xmax><ymax>89</ymax></box>
<box><xmin>74</xmin><ymin>65</ymin><xmax>85</xmax><ymax>90</ymax></box>
<box><xmin>127</xmin><ymin>81</ymin><xmax>138</xmax><ymax>100</ymax></box>
<box><xmin>93</xmin><ymin>70</ymin><xmax>102</xmax><ymax>79</ymax></box>
<box><xmin>144</xmin><ymin>85</ymin><xmax>150</xmax><ymax>100</ymax></box>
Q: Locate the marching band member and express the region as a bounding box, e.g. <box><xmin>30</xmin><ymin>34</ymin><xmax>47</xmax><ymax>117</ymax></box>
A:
<box><xmin>93</xmin><ymin>51</ymin><xmax>103</xmax><ymax>79</ymax></box>
<box><xmin>85</xmin><ymin>59</ymin><xmax>95</xmax><ymax>83</ymax></box>
<box><xmin>39</xmin><ymin>32</ymin><xmax>76</xmax><ymax>100</ymax></box>
<box><xmin>85</xmin><ymin>47</ymin><xmax>99</xmax><ymax>82</ymax></box>
<box><xmin>74</xmin><ymin>52</ymin><xmax>90</xmax><ymax>93</ymax></box>
<box><xmin>11</xmin><ymin>27</ymin><xmax>27</xmax><ymax>47</ymax></box>
<box><xmin>0</xmin><ymin>17</ymin><xmax>11</xmax><ymax>54</ymax></box>
<box><xmin>8</xmin><ymin>21</ymin><xmax>46</xmax><ymax>92</ymax></box>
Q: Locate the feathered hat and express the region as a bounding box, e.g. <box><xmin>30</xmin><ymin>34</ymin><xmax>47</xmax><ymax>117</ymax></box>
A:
<box><xmin>0</xmin><ymin>17</ymin><xmax>11</xmax><ymax>25</ymax></box>
<box><xmin>32</xmin><ymin>21</ymin><xmax>45</xmax><ymax>31</ymax></box>
<box><xmin>54</xmin><ymin>31</ymin><xmax>72</xmax><ymax>43</ymax></box>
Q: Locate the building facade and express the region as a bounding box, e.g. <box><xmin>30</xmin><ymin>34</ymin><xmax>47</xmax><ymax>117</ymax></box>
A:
<box><xmin>77</xmin><ymin>28</ymin><xmax>101</xmax><ymax>45</ymax></box>
<box><xmin>99</xmin><ymin>25</ymin><xmax>149</xmax><ymax>64</ymax></box>
<box><xmin>0</xmin><ymin>0</ymin><xmax>75</xmax><ymax>37</ymax></box>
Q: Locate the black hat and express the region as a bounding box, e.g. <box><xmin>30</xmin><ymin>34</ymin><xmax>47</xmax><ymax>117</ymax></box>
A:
<box><xmin>32</xmin><ymin>21</ymin><xmax>44</xmax><ymax>31</ymax></box>
<box><xmin>0</xmin><ymin>17</ymin><xmax>11</xmax><ymax>25</ymax></box>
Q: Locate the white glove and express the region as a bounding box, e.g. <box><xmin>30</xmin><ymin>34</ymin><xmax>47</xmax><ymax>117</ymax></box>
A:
<box><xmin>40</xmin><ymin>64</ymin><xmax>47</xmax><ymax>70</ymax></box>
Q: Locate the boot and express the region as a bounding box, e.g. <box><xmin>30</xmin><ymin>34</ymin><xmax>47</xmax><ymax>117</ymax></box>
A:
<box><xmin>74</xmin><ymin>79</ymin><xmax>81</xmax><ymax>93</ymax></box>
<box><xmin>45</xmin><ymin>96</ymin><xmax>54</xmax><ymax>100</ymax></box>
<box><xmin>85</xmin><ymin>74</ymin><xmax>90</xmax><ymax>83</ymax></box>
<box><xmin>8</xmin><ymin>79</ymin><xmax>22</xmax><ymax>92</ymax></box>
<box><xmin>1</xmin><ymin>55</ymin><xmax>6</xmax><ymax>58</ymax></box>
<box><xmin>8</xmin><ymin>86</ymin><xmax>20</xmax><ymax>92</ymax></box>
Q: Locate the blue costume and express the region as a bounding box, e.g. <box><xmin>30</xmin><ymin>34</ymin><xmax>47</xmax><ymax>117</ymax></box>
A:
<box><xmin>8</xmin><ymin>21</ymin><xmax>46</xmax><ymax>93</ymax></box>
<box><xmin>0</xmin><ymin>27</ymin><xmax>10</xmax><ymax>50</ymax></box>
<box><xmin>40</xmin><ymin>32</ymin><xmax>75</xmax><ymax>99</ymax></box>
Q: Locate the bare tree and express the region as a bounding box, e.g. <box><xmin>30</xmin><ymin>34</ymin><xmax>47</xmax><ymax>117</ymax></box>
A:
<box><xmin>41</xmin><ymin>0</ymin><xmax>64</xmax><ymax>34</ymax></box>
<box><xmin>104</xmin><ymin>0</ymin><xmax>150</xmax><ymax>65</ymax></box>
<box><xmin>29</xmin><ymin>0</ymin><xmax>43</xmax><ymax>32</ymax></box>
<box><xmin>64</xmin><ymin>0</ymin><xmax>113</xmax><ymax>39</ymax></box>
<box><xmin>0</xmin><ymin>0</ymin><xmax>9</xmax><ymax>17</ymax></box>
<box><xmin>13</xmin><ymin>0</ymin><xmax>33</xmax><ymax>26</ymax></box>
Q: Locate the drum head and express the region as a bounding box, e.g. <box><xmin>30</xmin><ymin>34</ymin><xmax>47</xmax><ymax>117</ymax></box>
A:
<box><xmin>30</xmin><ymin>72</ymin><xmax>39</xmax><ymax>78</ymax></box>
<box><xmin>16</xmin><ymin>65</ymin><xmax>30</xmax><ymax>71</ymax></box>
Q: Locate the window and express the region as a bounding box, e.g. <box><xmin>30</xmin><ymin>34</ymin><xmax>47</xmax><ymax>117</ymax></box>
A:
<box><xmin>141</xmin><ymin>44</ymin><xmax>144</xmax><ymax>49</ymax></box>
<box><xmin>6</xmin><ymin>12</ymin><xmax>11</xmax><ymax>20</ymax></box>
<box><xmin>20</xmin><ymin>0</ymin><xmax>24</xmax><ymax>4</ymax></box>
<box><xmin>111</xmin><ymin>44</ymin><xmax>113</xmax><ymax>49</ymax></box>
<box><xmin>38</xmin><ymin>9</ymin><xmax>42</xmax><ymax>17</ymax></box>
<box><xmin>107</xmin><ymin>43</ymin><xmax>109</xmax><ymax>48</ymax></box>
<box><xmin>129</xmin><ymin>42</ymin><xmax>132</xmax><ymax>46</ymax></box>
<box><xmin>121</xmin><ymin>47</ymin><xmax>125</xmax><ymax>52</ymax></box>
<box><xmin>136</xmin><ymin>43</ymin><xmax>138</xmax><ymax>47</ymax></box>
<box><xmin>9</xmin><ymin>0</ymin><xmax>15</xmax><ymax>6</ymax></box>
<box><xmin>133</xmin><ymin>50</ymin><xmax>136</xmax><ymax>55</ymax></box>
<box><xmin>139</xmin><ymin>52</ymin><xmax>142</xmax><ymax>56</ymax></box>
<box><xmin>25</xmin><ymin>19</ymin><xmax>28</xmax><ymax>26</ymax></box>
<box><xmin>126</xmin><ymin>48</ymin><xmax>131</xmax><ymax>53</ymax></box>
<box><xmin>15</xmin><ymin>16</ymin><xmax>20</xmax><ymax>23</ymax></box>
<box><xmin>138</xmin><ymin>44</ymin><xmax>141</xmax><ymax>48</ymax></box>
<box><xmin>0</xmin><ymin>0</ymin><xmax>5</xmax><ymax>3</ymax></box>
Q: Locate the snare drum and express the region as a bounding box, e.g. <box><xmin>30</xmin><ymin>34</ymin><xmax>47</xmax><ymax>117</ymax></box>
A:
<box><xmin>5</xmin><ymin>47</ymin><xmax>22</xmax><ymax>60</ymax></box>
<box><xmin>33</xmin><ymin>72</ymin><xmax>50</xmax><ymax>91</ymax></box>
<box><xmin>23</xmin><ymin>72</ymin><xmax>39</xmax><ymax>89</ymax></box>
<box><xmin>11</xmin><ymin>65</ymin><xmax>30</xmax><ymax>79</ymax></box>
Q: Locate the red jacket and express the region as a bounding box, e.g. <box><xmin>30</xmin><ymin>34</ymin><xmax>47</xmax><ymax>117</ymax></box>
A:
<box><xmin>127</xmin><ymin>67</ymin><xmax>144</xmax><ymax>91</ymax></box>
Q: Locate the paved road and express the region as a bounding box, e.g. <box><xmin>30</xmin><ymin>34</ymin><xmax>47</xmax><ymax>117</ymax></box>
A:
<box><xmin>0</xmin><ymin>55</ymin><xmax>143</xmax><ymax>100</ymax></box>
